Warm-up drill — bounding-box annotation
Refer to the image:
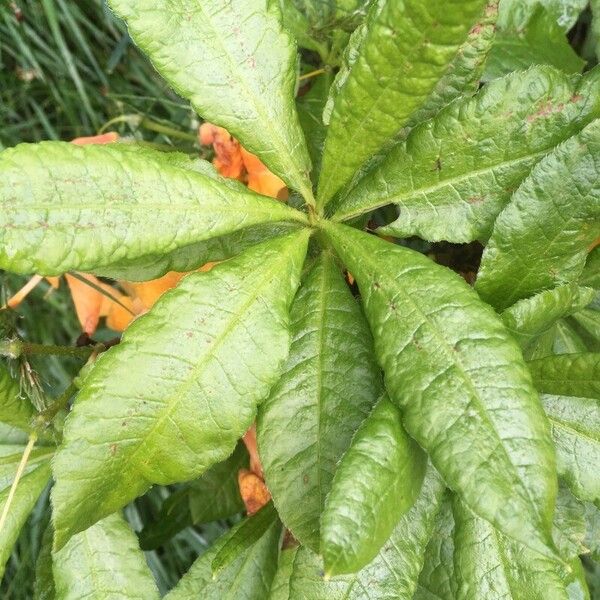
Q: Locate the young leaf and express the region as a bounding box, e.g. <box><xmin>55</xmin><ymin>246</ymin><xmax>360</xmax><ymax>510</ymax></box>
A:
<box><xmin>51</xmin><ymin>231</ymin><xmax>310</xmax><ymax>550</ymax></box>
<box><xmin>52</xmin><ymin>513</ymin><xmax>160</xmax><ymax>600</ymax></box>
<box><xmin>413</xmin><ymin>495</ymin><xmax>457</xmax><ymax>600</ymax></box>
<box><xmin>0</xmin><ymin>142</ymin><xmax>307</xmax><ymax>276</ymax></box>
<box><xmin>166</xmin><ymin>517</ymin><xmax>280</xmax><ymax>599</ymax></box>
<box><xmin>322</xmin><ymin>222</ymin><xmax>558</xmax><ymax>558</ymax></box>
<box><xmin>321</xmin><ymin>394</ymin><xmax>426</xmax><ymax>575</ymax></box>
<box><xmin>317</xmin><ymin>0</ymin><xmax>489</xmax><ymax>206</ymax></box>
<box><xmin>528</xmin><ymin>353</ymin><xmax>600</xmax><ymax>400</ymax></box>
<box><xmin>0</xmin><ymin>362</ymin><xmax>35</xmax><ymax>432</ymax></box>
<box><xmin>502</xmin><ymin>285</ymin><xmax>595</xmax><ymax>352</ymax></box>
<box><xmin>542</xmin><ymin>394</ymin><xmax>600</xmax><ymax>505</ymax></box>
<box><xmin>211</xmin><ymin>502</ymin><xmax>278</xmax><ymax>576</ymax></box>
<box><xmin>476</xmin><ymin>119</ymin><xmax>600</xmax><ymax>310</ymax></box>
<box><xmin>0</xmin><ymin>441</ymin><xmax>52</xmax><ymax>579</ymax></box>
<box><xmin>331</xmin><ymin>66</ymin><xmax>600</xmax><ymax>240</ymax></box>
<box><xmin>257</xmin><ymin>251</ymin><xmax>382</xmax><ymax>551</ymax></box>
<box><xmin>108</xmin><ymin>0</ymin><xmax>313</xmax><ymax>199</ymax></box>
<box><xmin>270</xmin><ymin>466</ymin><xmax>446</xmax><ymax>600</ymax></box>
<box><xmin>452</xmin><ymin>497</ymin><xmax>578</xmax><ymax>600</ymax></box>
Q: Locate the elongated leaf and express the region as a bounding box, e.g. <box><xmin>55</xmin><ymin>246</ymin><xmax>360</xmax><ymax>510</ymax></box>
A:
<box><xmin>257</xmin><ymin>251</ymin><xmax>381</xmax><ymax>550</ymax></box>
<box><xmin>476</xmin><ymin>119</ymin><xmax>600</xmax><ymax>310</ymax></box>
<box><xmin>571</xmin><ymin>308</ymin><xmax>600</xmax><ymax>350</ymax></box>
<box><xmin>414</xmin><ymin>495</ymin><xmax>457</xmax><ymax>600</ymax></box>
<box><xmin>166</xmin><ymin>518</ymin><xmax>280</xmax><ymax>600</ymax></box>
<box><xmin>555</xmin><ymin>320</ymin><xmax>589</xmax><ymax>355</ymax></box>
<box><xmin>109</xmin><ymin>0</ymin><xmax>313</xmax><ymax>198</ymax></box>
<box><xmin>485</xmin><ymin>2</ymin><xmax>585</xmax><ymax>80</ymax></box>
<box><xmin>211</xmin><ymin>502</ymin><xmax>277</xmax><ymax>576</ymax></box>
<box><xmin>321</xmin><ymin>394</ymin><xmax>426</xmax><ymax>575</ymax></box>
<box><xmin>33</xmin><ymin>525</ymin><xmax>55</xmax><ymax>600</ymax></box>
<box><xmin>323</xmin><ymin>222</ymin><xmax>557</xmax><ymax>557</ymax></box>
<box><xmin>0</xmin><ymin>142</ymin><xmax>307</xmax><ymax>276</ymax></box>
<box><xmin>542</xmin><ymin>394</ymin><xmax>600</xmax><ymax>505</ymax></box>
<box><xmin>317</xmin><ymin>0</ymin><xmax>488</xmax><ymax>206</ymax></box>
<box><xmin>406</xmin><ymin>0</ymin><xmax>498</xmax><ymax>129</ymax></box>
<box><xmin>0</xmin><ymin>442</ymin><xmax>52</xmax><ymax>579</ymax></box>
<box><xmin>502</xmin><ymin>285</ymin><xmax>595</xmax><ymax>352</ymax></box>
<box><xmin>51</xmin><ymin>232</ymin><xmax>310</xmax><ymax>549</ymax></box>
<box><xmin>297</xmin><ymin>73</ymin><xmax>333</xmax><ymax>183</ymax></box>
<box><xmin>529</xmin><ymin>353</ymin><xmax>600</xmax><ymax>400</ymax></box>
<box><xmin>270</xmin><ymin>466</ymin><xmax>446</xmax><ymax>600</ymax></box>
<box><xmin>52</xmin><ymin>513</ymin><xmax>159</xmax><ymax>600</ymax></box>
<box><xmin>452</xmin><ymin>497</ymin><xmax>577</xmax><ymax>600</ymax></box>
<box><xmin>332</xmin><ymin>66</ymin><xmax>600</xmax><ymax>240</ymax></box>
<box><xmin>581</xmin><ymin>247</ymin><xmax>600</xmax><ymax>289</ymax></box>
<box><xmin>0</xmin><ymin>362</ymin><xmax>35</xmax><ymax>432</ymax></box>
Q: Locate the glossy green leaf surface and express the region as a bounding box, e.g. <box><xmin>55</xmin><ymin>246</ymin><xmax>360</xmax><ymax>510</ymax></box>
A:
<box><xmin>405</xmin><ymin>0</ymin><xmax>498</xmax><ymax>129</ymax></box>
<box><xmin>333</xmin><ymin>67</ymin><xmax>600</xmax><ymax>241</ymax></box>
<box><xmin>33</xmin><ymin>525</ymin><xmax>55</xmax><ymax>600</ymax></box>
<box><xmin>166</xmin><ymin>518</ymin><xmax>280</xmax><ymax>600</ymax></box>
<box><xmin>476</xmin><ymin>119</ymin><xmax>600</xmax><ymax>310</ymax></box>
<box><xmin>452</xmin><ymin>497</ymin><xmax>577</xmax><ymax>600</ymax></box>
<box><xmin>528</xmin><ymin>353</ymin><xmax>600</xmax><ymax>400</ymax></box>
<box><xmin>0</xmin><ymin>362</ymin><xmax>35</xmax><ymax>432</ymax></box>
<box><xmin>52</xmin><ymin>513</ymin><xmax>159</xmax><ymax>600</ymax></box>
<box><xmin>51</xmin><ymin>232</ymin><xmax>309</xmax><ymax>549</ymax></box>
<box><xmin>502</xmin><ymin>285</ymin><xmax>595</xmax><ymax>352</ymax></box>
<box><xmin>321</xmin><ymin>394</ymin><xmax>426</xmax><ymax>575</ymax></box>
<box><xmin>413</xmin><ymin>495</ymin><xmax>457</xmax><ymax>600</ymax></box>
<box><xmin>485</xmin><ymin>1</ymin><xmax>585</xmax><ymax>80</ymax></box>
<box><xmin>0</xmin><ymin>439</ymin><xmax>52</xmax><ymax>579</ymax></box>
<box><xmin>0</xmin><ymin>142</ymin><xmax>307</xmax><ymax>276</ymax></box>
<box><xmin>257</xmin><ymin>251</ymin><xmax>381</xmax><ymax>551</ymax></box>
<box><xmin>323</xmin><ymin>222</ymin><xmax>557</xmax><ymax>557</ymax></box>
<box><xmin>108</xmin><ymin>0</ymin><xmax>313</xmax><ymax>198</ymax></box>
<box><xmin>317</xmin><ymin>0</ymin><xmax>488</xmax><ymax>206</ymax></box>
<box><xmin>542</xmin><ymin>394</ymin><xmax>600</xmax><ymax>506</ymax></box>
<box><xmin>270</xmin><ymin>466</ymin><xmax>445</xmax><ymax>599</ymax></box>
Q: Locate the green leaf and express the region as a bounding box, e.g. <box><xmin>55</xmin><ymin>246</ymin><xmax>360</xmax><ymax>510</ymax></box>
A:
<box><xmin>297</xmin><ymin>72</ymin><xmax>333</xmax><ymax>184</ymax></box>
<box><xmin>0</xmin><ymin>362</ymin><xmax>35</xmax><ymax>432</ymax></box>
<box><xmin>452</xmin><ymin>496</ymin><xmax>579</xmax><ymax>600</ymax></box>
<box><xmin>502</xmin><ymin>285</ymin><xmax>595</xmax><ymax>352</ymax></box>
<box><xmin>257</xmin><ymin>251</ymin><xmax>381</xmax><ymax>551</ymax></box>
<box><xmin>414</xmin><ymin>494</ymin><xmax>457</xmax><ymax>600</ymax></box>
<box><xmin>593</xmin><ymin>0</ymin><xmax>600</xmax><ymax>62</ymax></box>
<box><xmin>584</xmin><ymin>501</ymin><xmax>600</xmax><ymax>561</ymax></box>
<box><xmin>211</xmin><ymin>502</ymin><xmax>278</xmax><ymax>576</ymax></box>
<box><xmin>270</xmin><ymin>466</ymin><xmax>446</xmax><ymax>600</ymax></box>
<box><xmin>0</xmin><ymin>141</ymin><xmax>307</xmax><ymax>276</ymax></box>
<box><xmin>571</xmin><ymin>308</ymin><xmax>600</xmax><ymax>351</ymax></box>
<box><xmin>323</xmin><ymin>222</ymin><xmax>558</xmax><ymax>558</ymax></box>
<box><xmin>166</xmin><ymin>518</ymin><xmax>280</xmax><ymax>600</ymax></box>
<box><xmin>52</xmin><ymin>512</ymin><xmax>159</xmax><ymax>600</ymax></box>
<box><xmin>542</xmin><ymin>394</ymin><xmax>600</xmax><ymax>506</ymax></box>
<box><xmin>476</xmin><ymin>119</ymin><xmax>600</xmax><ymax>310</ymax></box>
<box><xmin>0</xmin><ymin>441</ymin><xmax>52</xmax><ymax>579</ymax></box>
<box><xmin>332</xmin><ymin>66</ymin><xmax>600</xmax><ymax>241</ymax></box>
<box><xmin>528</xmin><ymin>353</ymin><xmax>600</xmax><ymax>400</ymax></box>
<box><xmin>405</xmin><ymin>0</ymin><xmax>498</xmax><ymax>129</ymax></box>
<box><xmin>51</xmin><ymin>231</ymin><xmax>310</xmax><ymax>550</ymax></box>
<box><xmin>581</xmin><ymin>247</ymin><xmax>600</xmax><ymax>290</ymax></box>
<box><xmin>33</xmin><ymin>525</ymin><xmax>55</xmax><ymax>600</ymax></box>
<box><xmin>108</xmin><ymin>0</ymin><xmax>313</xmax><ymax>199</ymax></box>
<box><xmin>554</xmin><ymin>320</ymin><xmax>589</xmax><ymax>355</ymax></box>
<box><xmin>553</xmin><ymin>485</ymin><xmax>588</xmax><ymax>560</ymax></box>
<box><xmin>485</xmin><ymin>2</ymin><xmax>585</xmax><ymax>80</ymax></box>
<box><xmin>317</xmin><ymin>0</ymin><xmax>488</xmax><ymax>206</ymax></box>
<box><xmin>321</xmin><ymin>394</ymin><xmax>426</xmax><ymax>575</ymax></box>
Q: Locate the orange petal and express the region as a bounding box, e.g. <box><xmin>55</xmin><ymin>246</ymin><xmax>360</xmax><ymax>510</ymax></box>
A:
<box><xmin>45</xmin><ymin>276</ymin><xmax>60</xmax><ymax>289</ymax></box>
<box><xmin>242</xmin><ymin>424</ymin><xmax>263</xmax><ymax>478</ymax></box>
<box><xmin>123</xmin><ymin>272</ymin><xmax>185</xmax><ymax>311</ymax></box>
<box><xmin>3</xmin><ymin>275</ymin><xmax>44</xmax><ymax>309</ymax></box>
<box><xmin>238</xmin><ymin>468</ymin><xmax>271</xmax><ymax>515</ymax></box>
<box><xmin>65</xmin><ymin>274</ymin><xmax>104</xmax><ymax>335</ymax></box>
<box><xmin>240</xmin><ymin>147</ymin><xmax>287</xmax><ymax>199</ymax></box>
<box><xmin>71</xmin><ymin>132</ymin><xmax>119</xmax><ymax>146</ymax></box>
<box><xmin>199</xmin><ymin>123</ymin><xmax>245</xmax><ymax>180</ymax></box>
<box><xmin>105</xmin><ymin>296</ymin><xmax>136</xmax><ymax>332</ymax></box>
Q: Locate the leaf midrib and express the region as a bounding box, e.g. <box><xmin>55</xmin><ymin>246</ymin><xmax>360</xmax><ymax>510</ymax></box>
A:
<box><xmin>332</xmin><ymin>148</ymin><xmax>551</xmax><ymax>222</ymax></box>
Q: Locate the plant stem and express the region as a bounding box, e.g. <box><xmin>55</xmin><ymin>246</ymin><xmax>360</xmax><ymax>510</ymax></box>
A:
<box><xmin>0</xmin><ymin>432</ymin><xmax>38</xmax><ymax>534</ymax></box>
<box><xmin>298</xmin><ymin>67</ymin><xmax>326</xmax><ymax>82</ymax></box>
<box><xmin>33</xmin><ymin>381</ymin><xmax>79</xmax><ymax>431</ymax></box>
<box><xmin>0</xmin><ymin>340</ymin><xmax>95</xmax><ymax>360</ymax></box>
